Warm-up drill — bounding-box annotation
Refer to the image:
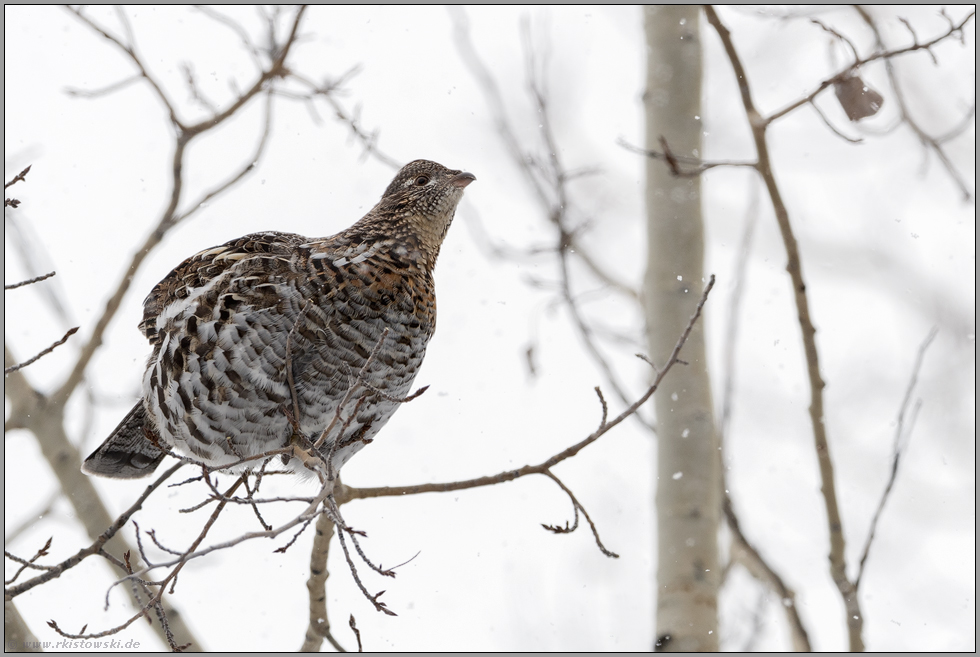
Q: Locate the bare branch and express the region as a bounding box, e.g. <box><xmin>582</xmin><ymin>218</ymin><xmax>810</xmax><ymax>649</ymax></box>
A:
<box><xmin>451</xmin><ymin>6</ymin><xmax>642</xmax><ymax>314</ymax></box>
<box><xmin>541</xmin><ymin>470</ymin><xmax>619</xmax><ymax>558</ymax></box>
<box><xmin>64</xmin><ymin>74</ymin><xmax>142</xmax><ymax>99</ymax></box>
<box><xmin>724</xmin><ymin>494</ymin><xmax>812</xmax><ymax>651</ymax></box>
<box><xmin>349</xmin><ymin>615</ymin><xmax>362</xmax><ymax>652</ymax></box>
<box><xmin>619</xmin><ymin>137</ymin><xmax>758</xmax><ymax>177</ymax></box>
<box><xmin>854</xmin><ymin>6</ymin><xmax>975</xmax><ymax>201</ymax></box>
<box><xmin>5</xmin><ymin>165</ymin><xmax>32</xmax><ymax>189</ymax></box>
<box><xmin>855</xmin><ymin>327</ymin><xmax>938</xmax><ymax>588</ymax></box>
<box><xmin>4</xmin><ymin>538</ymin><xmax>55</xmax><ymax>586</ymax></box>
<box><xmin>241</xmin><ymin>477</ymin><xmax>273</xmax><ymax>532</ymax></box>
<box><xmin>286</xmin><ymin>71</ymin><xmax>402</xmax><ymax>170</ymax></box>
<box><xmin>5</xmin><ymin>463</ymin><xmax>183</xmax><ymax>599</ymax></box>
<box><xmin>185</xmin><ymin>6</ymin><xmax>306</xmax><ymax>134</ymax></box>
<box><xmin>4</xmin><ymin>492</ymin><xmax>60</xmax><ymax>547</ymax></box>
<box><xmin>765</xmin><ymin>10</ymin><xmax>976</xmax><ymax>126</ymax></box>
<box><xmin>809</xmin><ymin>17</ymin><xmax>860</xmax><ymax>61</ymax></box>
<box><xmin>180</xmin><ymin>62</ymin><xmax>218</xmax><ymax>114</ymax></box>
<box><xmin>5</xmin><ymin>271</ymin><xmax>55</xmax><ymax>291</ymax></box>
<box><xmin>299</xmin><ymin>512</ymin><xmax>346</xmax><ymax>652</ymax></box>
<box><xmin>64</xmin><ymin>6</ymin><xmax>183</xmax><ymax>128</ymax></box>
<box><xmin>330</xmin><ymin>499</ymin><xmax>396</xmax><ymax>617</ymax></box>
<box><xmin>5</xmin><ymin>164</ymin><xmax>32</xmax><ymax>208</ymax></box>
<box><xmin>315</xmin><ymin>328</ymin><xmax>390</xmax><ymax>452</ymax></box>
<box><xmin>191</xmin><ymin>6</ymin><xmax>264</xmax><ymax>69</ymax></box>
<box><xmin>343</xmin><ymin>277</ymin><xmax>716</xmax><ymax>537</ymax></box>
<box><xmin>712</xmin><ymin>183</ymin><xmax>812</xmax><ymax>650</ymax></box>
<box><xmin>704</xmin><ymin>5</ymin><xmax>864</xmax><ymax>649</ymax></box>
<box><xmin>106</xmin><ymin>478</ymin><xmax>334</xmax><ymax>592</ymax></box>
<box><xmin>593</xmin><ymin>386</ymin><xmax>608</xmax><ymax>429</ymax></box>
<box><xmin>46</xmin><ymin>476</ymin><xmax>242</xmax><ymax>643</ymax></box>
<box><xmin>4</xmin><ymin>327</ymin><xmax>78</xmax><ymax>375</ymax></box>
<box><xmin>616</xmin><ymin>137</ymin><xmax>758</xmax><ymax>178</ymax></box>
<box><xmin>808</xmin><ymin>100</ymin><xmax>864</xmax><ymax>143</ymax></box>
<box><xmin>52</xmin><ymin>69</ymin><xmax>278</xmax><ymax>409</ymax></box>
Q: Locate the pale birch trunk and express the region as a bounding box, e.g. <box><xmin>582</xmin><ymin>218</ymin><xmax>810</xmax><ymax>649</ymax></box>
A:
<box><xmin>643</xmin><ymin>6</ymin><xmax>720</xmax><ymax>651</ymax></box>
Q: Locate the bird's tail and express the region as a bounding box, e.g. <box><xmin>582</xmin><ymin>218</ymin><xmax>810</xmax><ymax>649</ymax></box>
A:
<box><xmin>82</xmin><ymin>402</ymin><xmax>167</xmax><ymax>479</ymax></box>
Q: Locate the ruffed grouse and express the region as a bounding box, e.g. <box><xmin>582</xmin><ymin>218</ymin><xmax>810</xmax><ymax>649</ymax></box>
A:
<box><xmin>83</xmin><ymin>159</ymin><xmax>475</xmax><ymax>479</ymax></box>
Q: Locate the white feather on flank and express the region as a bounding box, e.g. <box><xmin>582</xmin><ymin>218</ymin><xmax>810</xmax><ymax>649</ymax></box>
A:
<box><xmin>154</xmin><ymin>270</ymin><xmax>235</xmax><ymax>333</ymax></box>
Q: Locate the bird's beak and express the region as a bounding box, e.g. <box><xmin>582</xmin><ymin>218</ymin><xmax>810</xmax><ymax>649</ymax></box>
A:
<box><xmin>451</xmin><ymin>172</ymin><xmax>476</xmax><ymax>189</ymax></box>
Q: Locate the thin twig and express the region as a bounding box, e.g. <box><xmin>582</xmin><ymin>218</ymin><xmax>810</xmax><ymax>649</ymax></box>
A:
<box><xmin>241</xmin><ymin>477</ymin><xmax>273</xmax><ymax>532</ymax></box>
<box><xmin>541</xmin><ymin>470</ymin><xmax>618</xmax><ymax>558</ymax></box>
<box><xmin>809</xmin><ymin>17</ymin><xmax>860</xmax><ymax>61</ymax></box>
<box><xmin>808</xmin><ymin>100</ymin><xmax>864</xmax><ymax>143</ymax></box>
<box><xmin>451</xmin><ymin>7</ymin><xmax>643</xmax><ymax>308</ymax></box>
<box><xmin>855</xmin><ymin>327</ymin><xmax>937</xmax><ymax>587</ymax></box>
<box><xmin>4</xmin><ymin>538</ymin><xmax>55</xmax><ymax>586</ymax></box>
<box><xmin>5</xmin><ymin>463</ymin><xmax>183</xmax><ymax>599</ymax></box>
<box><xmin>284</xmin><ymin>71</ymin><xmax>402</xmax><ymax>170</ymax></box>
<box><xmin>3</xmin><ymin>492</ymin><xmax>60</xmax><ymax>547</ymax></box>
<box><xmin>64</xmin><ymin>7</ymin><xmax>182</xmax><ymax>127</ymax></box>
<box><xmin>315</xmin><ymin>329</ymin><xmax>390</xmax><ymax>451</ymax></box>
<box><xmin>64</xmin><ymin>74</ymin><xmax>142</xmax><ymax>99</ymax></box>
<box><xmin>191</xmin><ymin>6</ymin><xmax>263</xmax><ymax>68</ymax></box>
<box><xmin>765</xmin><ymin>10</ymin><xmax>976</xmax><ymax>126</ymax></box>
<box><xmin>618</xmin><ymin>138</ymin><xmax>758</xmax><ymax>176</ymax></box>
<box><xmin>49</xmin><ymin>477</ymin><xmax>243</xmax><ymax>642</ymax></box>
<box><xmin>5</xmin><ymin>165</ymin><xmax>32</xmax><ymax>189</ymax></box>
<box><xmin>330</xmin><ymin>499</ymin><xmax>396</xmax><ymax>617</ymax></box>
<box><xmin>285</xmin><ymin>300</ymin><xmax>312</xmax><ymax>436</ymax></box>
<box><xmin>349</xmin><ymin>615</ymin><xmax>362</xmax><ymax>652</ymax></box>
<box><xmin>4</xmin><ymin>327</ymin><xmax>78</xmax><ymax>374</ymax></box>
<box><xmin>4</xmin><ymin>271</ymin><xmax>56</xmax><ymax>291</ymax></box>
<box><xmin>853</xmin><ymin>6</ymin><xmax>975</xmax><ymax>201</ymax></box>
<box><xmin>724</xmin><ymin>493</ymin><xmax>812</xmax><ymax>651</ymax></box>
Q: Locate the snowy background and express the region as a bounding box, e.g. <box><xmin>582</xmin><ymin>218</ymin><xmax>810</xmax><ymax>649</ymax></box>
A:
<box><xmin>5</xmin><ymin>6</ymin><xmax>975</xmax><ymax>651</ymax></box>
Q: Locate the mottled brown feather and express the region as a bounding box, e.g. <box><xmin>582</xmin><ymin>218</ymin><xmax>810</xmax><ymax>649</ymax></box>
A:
<box><xmin>84</xmin><ymin>160</ymin><xmax>474</xmax><ymax>479</ymax></box>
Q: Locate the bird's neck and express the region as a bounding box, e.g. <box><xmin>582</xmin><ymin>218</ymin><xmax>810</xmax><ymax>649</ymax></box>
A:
<box><xmin>344</xmin><ymin>211</ymin><xmax>446</xmax><ymax>272</ymax></box>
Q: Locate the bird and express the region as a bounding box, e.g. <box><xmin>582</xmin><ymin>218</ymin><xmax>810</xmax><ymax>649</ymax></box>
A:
<box><xmin>83</xmin><ymin>159</ymin><xmax>475</xmax><ymax>479</ymax></box>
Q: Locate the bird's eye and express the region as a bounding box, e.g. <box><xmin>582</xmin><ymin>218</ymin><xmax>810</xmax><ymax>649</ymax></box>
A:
<box><xmin>414</xmin><ymin>175</ymin><xmax>430</xmax><ymax>186</ymax></box>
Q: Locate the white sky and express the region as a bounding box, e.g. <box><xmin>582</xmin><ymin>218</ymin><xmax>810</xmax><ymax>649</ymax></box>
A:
<box><xmin>4</xmin><ymin>5</ymin><xmax>975</xmax><ymax>651</ymax></box>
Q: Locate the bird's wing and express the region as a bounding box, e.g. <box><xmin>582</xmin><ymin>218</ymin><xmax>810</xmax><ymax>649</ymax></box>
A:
<box><xmin>139</xmin><ymin>231</ymin><xmax>308</xmax><ymax>344</ymax></box>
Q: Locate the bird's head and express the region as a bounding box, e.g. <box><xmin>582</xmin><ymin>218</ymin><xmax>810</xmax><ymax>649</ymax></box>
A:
<box><xmin>374</xmin><ymin>159</ymin><xmax>476</xmax><ymax>269</ymax></box>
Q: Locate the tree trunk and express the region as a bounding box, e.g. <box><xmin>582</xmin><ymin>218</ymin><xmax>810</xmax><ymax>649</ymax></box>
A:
<box><xmin>643</xmin><ymin>6</ymin><xmax>720</xmax><ymax>651</ymax></box>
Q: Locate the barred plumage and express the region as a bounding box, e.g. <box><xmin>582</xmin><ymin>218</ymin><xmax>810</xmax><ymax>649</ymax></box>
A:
<box><xmin>83</xmin><ymin>160</ymin><xmax>475</xmax><ymax>479</ymax></box>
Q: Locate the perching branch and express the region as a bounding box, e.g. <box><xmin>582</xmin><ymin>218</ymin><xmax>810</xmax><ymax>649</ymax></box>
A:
<box><xmin>299</xmin><ymin>512</ymin><xmax>347</xmax><ymax>652</ymax></box>
<box><xmin>341</xmin><ymin>277</ymin><xmax>716</xmax><ymax>556</ymax></box>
